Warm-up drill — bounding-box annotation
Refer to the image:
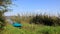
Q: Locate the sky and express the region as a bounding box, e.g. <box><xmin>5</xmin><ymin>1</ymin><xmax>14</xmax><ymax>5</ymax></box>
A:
<box><xmin>4</xmin><ymin>0</ymin><xmax>60</xmax><ymax>16</ymax></box>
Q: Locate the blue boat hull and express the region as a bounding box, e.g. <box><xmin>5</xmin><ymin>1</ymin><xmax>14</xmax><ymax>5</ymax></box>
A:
<box><xmin>12</xmin><ymin>22</ymin><xmax>22</xmax><ymax>27</ymax></box>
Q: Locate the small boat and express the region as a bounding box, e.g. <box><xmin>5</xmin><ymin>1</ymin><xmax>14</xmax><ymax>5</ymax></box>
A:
<box><xmin>12</xmin><ymin>22</ymin><xmax>22</xmax><ymax>27</ymax></box>
<box><xmin>7</xmin><ymin>19</ymin><xmax>22</xmax><ymax>28</ymax></box>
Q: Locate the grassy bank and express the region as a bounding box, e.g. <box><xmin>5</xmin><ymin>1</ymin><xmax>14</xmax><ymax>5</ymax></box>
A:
<box><xmin>0</xmin><ymin>23</ymin><xmax>60</xmax><ymax>34</ymax></box>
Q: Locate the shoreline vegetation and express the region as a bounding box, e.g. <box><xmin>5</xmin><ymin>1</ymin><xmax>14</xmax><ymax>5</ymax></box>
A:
<box><xmin>1</xmin><ymin>14</ymin><xmax>60</xmax><ymax>34</ymax></box>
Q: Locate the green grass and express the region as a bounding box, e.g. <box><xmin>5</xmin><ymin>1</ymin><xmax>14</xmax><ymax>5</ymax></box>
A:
<box><xmin>1</xmin><ymin>23</ymin><xmax>60</xmax><ymax>34</ymax></box>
